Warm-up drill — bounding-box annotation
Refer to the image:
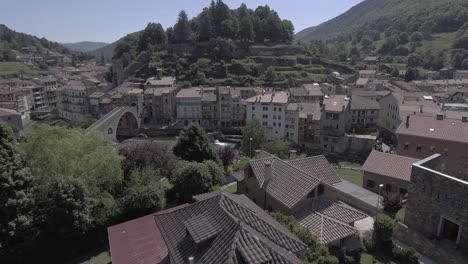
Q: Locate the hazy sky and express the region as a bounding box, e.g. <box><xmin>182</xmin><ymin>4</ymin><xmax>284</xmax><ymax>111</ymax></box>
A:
<box><xmin>2</xmin><ymin>0</ymin><xmax>362</xmax><ymax>43</ymax></box>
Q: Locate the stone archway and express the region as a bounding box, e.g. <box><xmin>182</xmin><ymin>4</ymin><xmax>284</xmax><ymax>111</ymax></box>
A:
<box><xmin>85</xmin><ymin>107</ymin><xmax>141</xmax><ymax>141</ymax></box>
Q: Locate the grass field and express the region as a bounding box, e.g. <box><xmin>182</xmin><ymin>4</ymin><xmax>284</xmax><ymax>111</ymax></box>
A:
<box><xmin>396</xmin><ymin>208</ymin><xmax>405</xmax><ymax>222</ymax></box>
<box><xmin>361</xmin><ymin>252</ymin><xmax>397</xmax><ymax>264</ymax></box>
<box><xmin>416</xmin><ymin>32</ymin><xmax>456</xmax><ymax>55</ymax></box>
<box><xmin>336</xmin><ymin>169</ymin><xmax>364</xmax><ymax>186</ymax></box>
<box><xmin>0</xmin><ymin>61</ymin><xmax>43</xmax><ymax>76</ymax></box>
<box><xmin>78</xmin><ymin>250</ymin><xmax>110</xmax><ymax>264</ymax></box>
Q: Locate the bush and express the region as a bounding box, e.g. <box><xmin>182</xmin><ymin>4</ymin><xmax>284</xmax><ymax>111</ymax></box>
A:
<box><xmin>392</xmin><ymin>246</ymin><xmax>419</xmax><ymax>264</ymax></box>
<box><xmin>373</xmin><ymin>214</ymin><xmax>395</xmax><ymax>249</ymax></box>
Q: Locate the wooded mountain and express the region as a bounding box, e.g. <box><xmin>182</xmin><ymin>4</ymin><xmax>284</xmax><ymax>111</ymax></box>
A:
<box><xmin>295</xmin><ymin>0</ymin><xmax>467</xmax><ymax>42</ymax></box>
<box><xmin>295</xmin><ymin>0</ymin><xmax>468</xmax><ymax>70</ymax></box>
<box><xmin>61</xmin><ymin>41</ymin><xmax>109</xmax><ymax>52</ymax></box>
<box><xmin>0</xmin><ymin>24</ymin><xmax>70</xmax><ymax>55</ymax></box>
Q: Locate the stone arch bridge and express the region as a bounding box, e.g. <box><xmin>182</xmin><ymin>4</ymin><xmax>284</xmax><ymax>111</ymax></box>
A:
<box><xmin>85</xmin><ymin>107</ymin><xmax>141</xmax><ymax>141</ymax></box>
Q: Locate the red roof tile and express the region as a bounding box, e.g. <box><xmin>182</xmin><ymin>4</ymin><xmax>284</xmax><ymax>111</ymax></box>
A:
<box><xmin>362</xmin><ymin>151</ymin><xmax>418</xmax><ymax>182</ymax></box>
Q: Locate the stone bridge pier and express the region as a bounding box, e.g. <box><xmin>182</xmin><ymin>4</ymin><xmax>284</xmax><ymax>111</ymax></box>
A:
<box><xmin>85</xmin><ymin>107</ymin><xmax>141</xmax><ymax>141</ymax></box>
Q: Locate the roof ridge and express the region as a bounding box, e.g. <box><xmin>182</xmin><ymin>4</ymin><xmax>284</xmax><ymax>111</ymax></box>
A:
<box><xmin>315</xmin><ymin>212</ymin><xmax>357</xmax><ymax>232</ymax></box>
<box><xmin>286</xmin><ymin>155</ymin><xmax>326</xmax><ymax>163</ymax></box>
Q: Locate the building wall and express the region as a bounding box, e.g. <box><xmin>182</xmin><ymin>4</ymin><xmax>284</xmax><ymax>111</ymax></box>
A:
<box><xmin>350</xmin><ymin>109</ymin><xmax>379</xmax><ymax>131</ymax></box>
<box><xmin>377</xmin><ymin>94</ymin><xmax>401</xmax><ymax>133</ymax></box>
<box><xmin>396</xmin><ymin>134</ymin><xmax>468</xmax><ymax>179</ymax></box>
<box><xmin>404</xmin><ymin>160</ymin><xmax>468</xmax><ymax>251</ymax></box>
<box><xmin>0</xmin><ymin>112</ymin><xmax>23</xmax><ymax>130</ymax></box>
<box><xmin>363</xmin><ymin>171</ymin><xmax>409</xmax><ymax>196</ymax></box>
<box><xmin>246</xmin><ymin>102</ymin><xmax>287</xmax><ymax>140</ymax></box>
<box><xmin>453</xmin><ymin>71</ymin><xmax>468</xmax><ymax>80</ymax></box>
<box><xmin>176</xmin><ymin>97</ymin><xmax>202</xmax><ymax>125</ymax></box>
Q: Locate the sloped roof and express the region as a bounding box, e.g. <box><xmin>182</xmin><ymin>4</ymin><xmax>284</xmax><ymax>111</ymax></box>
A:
<box><xmin>362</xmin><ymin>150</ymin><xmax>419</xmax><ymax>182</ymax></box>
<box><xmin>155</xmin><ymin>193</ymin><xmax>306</xmax><ymax>264</ymax></box>
<box><xmin>287</xmin><ymin>156</ymin><xmax>342</xmax><ymax>185</ymax></box>
<box><xmin>297</xmin><ymin>212</ymin><xmax>357</xmax><ymax>244</ymax></box>
<box><xmin>350</xmin><ymin>95</ymin><xmax>380</xmax><ymax>110</ymax></box>
<box><xmin>250</xmin><ymin>157</ymin><xmax>321</xmax><ymax>209</ymax></box>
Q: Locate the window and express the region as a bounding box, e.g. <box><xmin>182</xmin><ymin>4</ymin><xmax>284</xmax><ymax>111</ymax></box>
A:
<box><xmin>273</xmin><ymin>115</ymin><xmax>277</xmax><ymax>119</ymax></box>
<box><xmin>278</xmin><ymin>108</ymin><xmax>282</xmax><ymax>112</ymax></box>
<box><xmin>273</xmin><ymin>107</ymin><xmax>277</xmax><ymax>111</ymax></box>
<box><xmin>278</xmin><ymin>115</ymin><xmax>281</xmax><ymax>120</ymax></box>
<box><xmin>273</xmin><ymin>122</ymin><xmax>276</xmax><ymax>126</ymax></box>
<box><xmin>386</xmin><ymin>184</ymin><xmax>392</xmax><ymax>192</ymax></box>
<box><xmin>324</xmin><ymin>137</ymin><xmax>329</xmax><ymax>142</ymax></box>
<box><xmin>262</xmin><ymin>122</ymin><xmax>268</xmax><ymax>126</ymax></box>
<box><xmin>404</xmin><ymin>142</ymin><xmax>409</xmax><ymax>150</ymax></box>
<box><xmin>263</xmin><ymin>106</ymin><xmax>268</xmax><ymax>111</ymax></box>
<box><xmin>278</xmin><ymin>123</ymin><xmax>281</xmax><ymax>127</ymax></box>
<box><xmin>399</xmin><ymin>188</ymin><xmax>407</xmax><ymax>195</ymax></box>
<box><xmin>317</xmin><ymin>185</ymin><xmax>324</xmax><ymax>196</ymax></box>
<box><xmin>252</xmin><ymin>106</ymin><xmax>255</xmax><ymax>110</ymax></box>
<box><xmin>251</xmin><ymin>114</ymin><xmax>255</xmax><ymax>118</ymax></box>
<box><xmin>416</xmin><ymin>144</ymin><xmax>422</xmax><ymax>152</ymax></box>
<box><xmin>367</xmin><ymin>180</ymin><xmax>375</xmax><ymax>188</ymax></box>
<box><xmin>262</xmin><ymin>114</ymin><xmax>268</xmax><ymax>118</ymax></box>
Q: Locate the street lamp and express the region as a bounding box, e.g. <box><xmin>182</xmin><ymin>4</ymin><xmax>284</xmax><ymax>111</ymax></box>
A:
<box><xmin>249</xmin><ymin>137</ymin><xmax>253</xmax><ymax>157</ymax></box>
<box><xmin>376</xmin><ymin>184</ymin><xmax>384</xmax><ymax>210</ymax></box>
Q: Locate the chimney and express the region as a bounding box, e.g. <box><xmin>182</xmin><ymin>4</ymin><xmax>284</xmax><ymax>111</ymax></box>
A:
<box><xmin>188</xmin><ymin>257</ymin><xmax>194</xmax><ymax>264</ymax></box>
<box><xmin>436</xmin><ymin>113</ymin><xmax>444</xmax><ymax>120</ymax></box>
<box><xmin>264</xmin><ymin>161</ymin><xmax>272</xmax><ymax>183</ymax></box>
<box><xmin>254</xmin><ymin>150</ymin><xmax>261</xmax><ymax>158</ymax></box>
<box><xmin>406</xmin><ymin>115</ymin><xmax>410</xmax><ymax>128</ymax></box>
<box><xmin>463</xmin><ymin>116</ymin><xmax>468</xmax><ymax>123</ymax></box>
<box><xmin>288</xmin><ymin>150</ymin><xmax>297</xmax><ymax>160</ymax></box>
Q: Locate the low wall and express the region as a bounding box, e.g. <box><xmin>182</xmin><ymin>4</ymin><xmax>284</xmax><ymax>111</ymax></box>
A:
<box><xmin>325</xmin><ymin>186</ymin><xmax>381</xmax><ymax>216</ymax></box>
<box><xmin>394</xmin><ymin>222</ymin><xmax>467</xmax><ymax>264</ymax></box>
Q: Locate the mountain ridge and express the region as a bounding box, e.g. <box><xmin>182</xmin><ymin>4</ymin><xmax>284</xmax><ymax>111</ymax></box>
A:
<box><xmin>61</xmin><ymin>41</ymin><xmax>109</xmax><ymax>52</ymax></box>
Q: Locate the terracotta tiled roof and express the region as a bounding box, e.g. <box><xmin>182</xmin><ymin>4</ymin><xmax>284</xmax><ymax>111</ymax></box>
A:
<box><xmin>323</xmin><ymin>95</ymin><xmax>350</xmax><ymax>112</ymax></box>
<box><xmin>350</xmin><ymin>95</ymin><xmax>380</xmax><ymax>110</ymax></box>
<box><xmin>396</xmin><ymin>115</ymin><xmax>468</xmax><ymax>144</ymax></box>
<box><xmin>362</xmin><ymin>151</ymin><xmax>418</xmax><ymax>182</ymax></box>
<box><xmin>155</xmin><ymin>193</ymin><xmax>306</xmax><ymax>264</ymax></box>
<box><xmin>297</xmin><ymin>212</ymin><xmax>357</xmax><ymax>244</ymax></box>
<box><xmin>245</xmin><ymin>91</ymin><xmax>289</xmax><ymax>104</ymax></box>
<box><xmin>287</xmin><ymin>156</ymin><xmax>342</xmax><ymax>185</ymax></box>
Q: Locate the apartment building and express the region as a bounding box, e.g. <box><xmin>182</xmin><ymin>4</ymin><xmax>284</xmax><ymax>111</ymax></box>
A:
<box><xmin>246</xmin><ymin>92</ymin><xmax>289</xmax><ymax>140</ymax></box>
<box><xmin>286</xmin><ymin>102</ymin><xmax>321</xmax><ymax>149</ymax></box>
<box><xmin>320</xmin><ymin>95</ymin><xmax>351</xmax><ymax>153</ymax></box>
<box><xmin>143</xmin><ymin>86</ymin><xmax>180</xmax><ymax>126</ymax></box>
<box><xmin>0</xmin><ymin>86</ymin><xmax>30</xmax><ymax>119</ymax></box>
<box><xmin>396</xmin><ymin>114</ymin><xmax>468</xmax><ymax>178</ymax></box>
<box><xmin>453</xmin><ymin>70</ymin><xmax>468</xmax><ymax>80</ymax></box>
<box><xmin>22</xmin><ymin>84</ymin><xmax>48</xmax><ymax>111</ymax></box>
<box><xmin>350</xmin><ymin>95</ymin><xmax>380</xmax><ymax>132</ymax></box>
<box><xmin>33</xmin><ymin>76</ymin><xmax>59</xmax><ymax>109</ymax></box>
<box><xmin>58</xmin><ymin>79</ymin><xmax>100</xmax><ymax>122</ymax></box>
<box><xmin>289</xmin><ymin>84</ymin><xmax>324</xmax><ymax>103</ymax></box>
<box><xmin>176</xmin><ymin>88</ymin><xmax>203</xmax><ymax>126</ymax></box>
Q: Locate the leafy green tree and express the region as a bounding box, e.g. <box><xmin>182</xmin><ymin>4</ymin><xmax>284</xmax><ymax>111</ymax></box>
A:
<box><xmin>239</xmin><ymin>16</ymin><xmax>255</xmax><ymax>41</ymax></box>
<box><xmin>219</xmin><ymin>146</ymin><xmax>235</xmax><ymax>168</ymax></box>
<box><xmin>241</xmin><ymin>120</ymin><xmax>267</xmax><ymax>157</ymax></box>
<box><xmin>405</xmin><ymin>68</ymin><xmax>417</xmax><ymax>82</ymax></box>
<box><xmin>197</xmin><ymin>9</ymin><xmax>213</xmax><ymax>41</ymax></box>
<box><xmin>19</xmin><ymin>125</ymin><xmax>123</xmax><ymax>227</ymax></box>
<box><xmin>171</xmin><ymin>161</ymin><xmax>214</xmax><ymax>202</ymax></box>
<box><xmin>39</xmin><ymin>176</ymin><xmax>92</xmax><ymax>237</ymax></box>
<box><xmin>264</xmin><ymin>140</ymin><xmax>289</xmax><ymax>159</ymax></box>
<box><xmin>391</xmin><ymin>67</ymin><xmax>400</xmax><ymax>78</ymax></box>
<box><xmin>203</xmin><ymin>160</ymin><xmax>226</xmax><ymax>186</ymax></box>
<box><xmin>264</xmin><ymin>66</ymin><xmax>277</xmax><ymax>83</ymax></box>
<box><xmin>452</xmin><ymin>53</ymin><xmax>463</xmax><ymax>69</ymax></box>
<box><xmin>373</xmin><ymin>214</ymin><xmax>395</xmax><ymax>248</ymax></box>
<box><xmin>137</xmin><ymin>22</ymin><xmax>167</xmax><ymax>52</ymax></box>
<box><xmin>409</xmin><ymin>32</ymin><xmax>424</xmax><ymax>43</ymax></box>
<box><xmin>407</xmin><ymin>53</ymin><xmax>422</xmax><ymax>67</ymax></box>
<box><xmin>119</xmin><ymin>167</ymin><xmax>166</xmax><ymax>218</ymax></box>
<box><xmin>0</xmin><ymin>122</ymin><xmax>37</xmax><ymax>249</ymax></box>
<box><xmin>174</xmin><ymin>10</ymin><xmax>193</xmax><ymax>43</ymax></box>
<box><xmin>381</xmin><ymin>192</ymin><xmax>403</xmax><ymax>219</ymax></box>
<box><xmin>173</xmin><ymin>123</ymin><xmax>219</xmax><ymax>162</ymax></box>
<box><xmin>220</xmin><ymin>17</ymin><xmax>239</xmax><ymax>39</ymax></box>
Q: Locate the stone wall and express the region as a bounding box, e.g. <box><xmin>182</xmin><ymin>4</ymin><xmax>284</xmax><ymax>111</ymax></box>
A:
<box><xmin>404</xmin><ymin>160</ymin><xmax>468</xmax><ymax>251</ymax></box>
<box><xmin>363</xmin><ymin>171</ymin><xmax>409</xmax><ymax>195</ymax></box>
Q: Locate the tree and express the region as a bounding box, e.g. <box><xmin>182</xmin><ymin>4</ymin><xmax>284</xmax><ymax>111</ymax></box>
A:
<box><xmin>271</xmin><ymin>212</ymin><xmax>339</xmax><ymax>264</ymax></box>
<box><xmin>100</xmin><ymin>52</ymin><xmax>105</xmax><ymax>66</ymax></box>
<box><xmin>264</xmin><ymin>140</ymin><xmax>289</xmax><ymax>159</ymax></box>
<box><xmin>219</xmin><ymin>146</ymin><xmax>235</xmax><ymax>168</ymax></box>
<box><xmin>391</xmin><ymin>67</ymin><xmax>400</xmax><ymax>78</ymax></box>
<box><xmin>119</xmin><ymin>167</ymin><xmax>166</xmax><ymax>218</ymax></box>
<box><xmin>39</xmin><ymin>176</ymin><xmax>92</xmax><ymax>237</ymax></box>
<box><xmin>241</xmin><ymin>120</ymin><xmax>267</xmax><ymax>157</ymax></box>
<box><xmin>264</xmin><ymin>66</ymin><xmax>277</xmax><ymax>83</ymax></box>
<box><xmin>117</xmin><ymin>140</ymin><xmax>176</xmax><ymax>178</ymax></box>
<box><xmin>174</xmin><ymin>10</ymin><xmax>193</xmax><ymax>43</ymax></box>
<box><xmin>409</xmin><ymin>32</ymin><xmax>424</xmax><ymax>43</ymax></box>
<box><xmin>19</xmin><ymin>125</ymin><xmax>123</xmax><ymax>227</ymax></box>
<box><xmin>171</xmin><ymin>161</ymin><xmax>216</xmax><ymax>202</ymax></box>
<box><xmin>197</xmin><ymin>9</ymin><xmax>213</xmax><ymax>41</ymax></box>
<box><xmin>407</xmin><ymin>53</ymin><xmax>421</xmax><ymax>67</ymax></box>
<box><xmin>404</xmin><ymin>68</ymin><xmax>416</xmax><ymax>82</ymax></box>
<box><xmin>239</xmin><ymin>16</ymin><xmax>255</xmax><ymax>41</ymax></box>
<box><xmin>138</xmin><ymin>22</ymin><xmax>167</xmax><ymax>52</ymax></box>
<box><xmin>373</xmin><ymin>214</ymin><xmax>395</xmax><ymax>248</ymax></box>
<box><xmin>0</xmin><ymin>122</ymin><xmax>37</xmax><ymax>249</ymax></box>
<box><xmin>452</xmin><ymin>53</ymin><xmax>463</xmax><ymax>69</ymax></box>
<box><xmin>381</xmin><ymin>192</ymin><xmax>403</xmax><ymax>219</ymax></box>
<box><xmin>203</xmin><ymin>160</ymin><xmax>226</xmax><ymax>186</ymax></box>
<box><xmin>173</xmin><ymin>123</ymin><xmax>219</xmax><ymax>162</ymax></box>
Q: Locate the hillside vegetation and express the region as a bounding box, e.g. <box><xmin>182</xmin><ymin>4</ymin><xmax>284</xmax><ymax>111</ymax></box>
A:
<box><xmin>295</xmin><ymin>0</ymin><xmax>468</xmax><ymax>70</ymax></box>
<box><xmin>110</xmin><ymin>1</ymin><xmax>353</xmax><ymax>87</ymax></box>
<box><xmin>62</xmin><ymin>41</ymin><xmax>109</xmax><ymax>52</ymax></box>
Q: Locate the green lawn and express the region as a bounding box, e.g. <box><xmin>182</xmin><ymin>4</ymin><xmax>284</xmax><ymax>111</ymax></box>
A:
<box><xmin>336</xmin><ymin>169</ymin><xmax>364</xmax><ymax>186</ymax></box>
<box><xmin>416</xmin><ymin>32</ymin><xmax>456</xmax><ymax>55</ymax></box>
<box><xmin>224</xmin><ymin>182</ymin><xmax>237</xmax><ymax>193</ymax></box>
<box><xmin>339</xmin><ymin>161</ymin><xmax>362</xmax><ymax>168</ymax></box>
<box><xmin>77</xmin><ymin>250</ymin><xmax>110</xmax><ymax>264</ymax></box>
<box><xmin>0</xmin><ymin>61</ymin><xmax>43</xmax><ymax>77</ymax></box>
<box><xmin>361</xmin><ymin>251</ymin><xmax>397</xmax><ymax>264</ymax></box>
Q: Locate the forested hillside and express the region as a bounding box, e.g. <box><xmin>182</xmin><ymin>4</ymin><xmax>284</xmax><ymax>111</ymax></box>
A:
<box><xmin>62</xmin><ymin>41</ymin><xmax>109</xmax><ymax>52</ymax></box>
<box><xmin>0</xmin><ymin>24</ymin><xmax>70</xmax><ymax>59</ymax></box>
<box><xmin>295</xmin><ymin>0</ymin><xmax>468</xmax><ymax>70</ymax></box>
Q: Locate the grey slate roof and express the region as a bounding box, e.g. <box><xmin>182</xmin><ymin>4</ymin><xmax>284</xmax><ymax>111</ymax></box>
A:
<box><xmin>293</xmin><ymin>197</ymin><xmax>365</xmax><ymax>244</ymax></box>
<box><xmin>350</xmin><ymin>95</ymin><xmax>380</xmax><ymax>110</ymax></box>
<box><xmin>155</xmin><ymin>193</ymin><xmax>306</xmax><ymax>264</ymax></box>
<box><xmin>287</xmin><ymin>156</ymin><xmax>342</xmax><ymax>185</ymax></box>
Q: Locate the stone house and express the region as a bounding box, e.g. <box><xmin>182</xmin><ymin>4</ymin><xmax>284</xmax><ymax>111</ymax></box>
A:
<box><xmin>234</xmin><ymin>151</ymin><xmax>383</xmax><ymax>250</ymax></box>
<box><xmin>349</xmin><ymin>95</ymin><xmax>380</xmax><ymax>132</ymax></box>
<box><xmin>0</xmin><ymin>107</ymin><xmax>23</xmax><ymax>130</ymax></box>
<box><xmin>362</xmin><ymin>151</ymin><xmax>418</xmax><ymax>196</ymax></box>
<box><xmin>143</xmin><ymin>86</ymin><xmax>180</xmax><ymax>126</ymax></box>
<box><xmin>286</xmin><ymin>102</ymin><xmax>321</xmax><ymax>150</ymax></box>
<box><xmin>400</xmin><ymin>154</ymin><xmax>468</xmax><ymax>263</ymax></box>
<box><xmin>176</xmin><ymin>88</ymin><xmax>203</xmax><ymax>126</ymax></box>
